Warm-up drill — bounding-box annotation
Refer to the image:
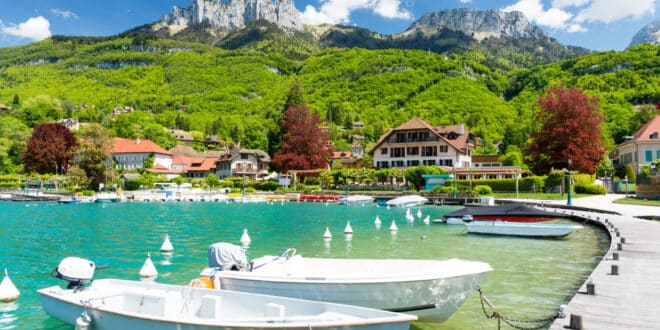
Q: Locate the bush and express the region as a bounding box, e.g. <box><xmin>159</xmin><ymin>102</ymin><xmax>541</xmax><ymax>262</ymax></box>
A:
<box><xmin>251</xmin><ymin>180</ymin><xmax>279</xmax><ymax>191</ymax></box>
<box><xmin>432</xmin><ymin>186</ymin><xmax>453</xmax><ymax>194</ymax></box>
<box><xmin>545</xmin><ymin>171</ymin><xmax>563</xmax><ymax>189</ymax></box>
<box><xmin>124</xmin><ymin>180</ymin><xmax>141</xmax><ymax>190</ymax></box>
<box><xmin>574</xmin><ymin>183</ymin><xmax>606</xmax><ymax>194</ymax></box>
<box><xmin>474</xmin><ymin>185</ymin><xmax>493</xmax><ymax>195</ymax></box>
<box><xmin>573</xmin><ymin>173</ymin><xmax>593</xmax><ymax>186</ymax></box>
<box><xmin>451</xmin><ymin>176</ymin><xmax>544</xmax><ymax>193</ymax></box>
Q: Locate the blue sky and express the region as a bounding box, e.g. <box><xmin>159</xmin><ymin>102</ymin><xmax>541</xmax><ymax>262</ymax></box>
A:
<box><xmin>0</xmin><ymin>0</ymin><xmax>657</xmax><ymax>51</ymax></box>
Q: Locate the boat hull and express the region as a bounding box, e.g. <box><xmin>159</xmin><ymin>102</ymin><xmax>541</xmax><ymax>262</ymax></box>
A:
<box><xmin>466</xmin><ymin>221</ymin><xmax>577</xmax><ymax>237</ymax></box>
<box><xmin>215</xmin><ymin>257</ymin><xmax>491</xmax><ymax>322</ymax></box>
<box><xmin>39</xmin><ymin>279</ymin><xmax>415</xmax><ymax>330</ymax></box>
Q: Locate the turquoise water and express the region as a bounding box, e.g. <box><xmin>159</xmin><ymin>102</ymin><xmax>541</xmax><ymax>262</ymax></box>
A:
<box><xmin>0</xmin><ymin>200</ymin><xmax>609</xmax><ymax>329</ymax></box>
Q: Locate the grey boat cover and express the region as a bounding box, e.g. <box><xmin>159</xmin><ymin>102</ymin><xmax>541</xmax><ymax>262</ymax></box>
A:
<box><xmin>443</xmin><ymin>202</ymin><xmax>557</xmax><ymax>218</ymax></box>
<box><xmin>208</xmin><ymin>242</ymin><xmax>249</xmax><ymax>271</ymax></box>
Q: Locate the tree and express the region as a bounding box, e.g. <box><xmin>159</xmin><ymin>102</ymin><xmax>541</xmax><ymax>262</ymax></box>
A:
<box><xmin>526</xmin><ymin>87</ymin><xmax>605</xmax><ymax>174</ymax></box>
<box><xmin>0</xmin><ymin>117</ymin><xmax>31</xmax><ymax>174</ymax></box>
<box><xmin>405</xmin><ymin>166</ymin><xmax>444</xmax><ymax>192</ymax></box>
<box><xmin>77</xmin><ymin>149</ymin><xmax>109</xmax><ymax>190</ymax></box>
<box><xmin>284</xmin><ymin>77</ymin><xmax>306</xmax><ymax>109</ymax></box>
<box><xmin>23</xmin><ymin>123</ymin><xmax>77</xmax><ymax>174</ymax></box>
<box><xmin>272</xmin><ymin>106</ymin><xmax>333</xmax><ymax>173</ymax></box>
<box><xmin>206</xmin><ymin>173</ymin><xmax>221</xmax><ymax>189</ymax></box>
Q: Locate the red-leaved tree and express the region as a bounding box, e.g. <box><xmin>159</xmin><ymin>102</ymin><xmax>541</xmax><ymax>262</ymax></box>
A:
<box><xmin>272</xmin><ymin>106</ymin><xmax>333</xmax><ymax>173</ymax></box>
<box><xmin>23</xmin><ymin>123</ymin><xmax>78</xmax><ymax>174</ymax></box>
<box><xmin>526</xmin><ymin>87</ymin><xmax>605</xmax><ymax>174</ymax></box>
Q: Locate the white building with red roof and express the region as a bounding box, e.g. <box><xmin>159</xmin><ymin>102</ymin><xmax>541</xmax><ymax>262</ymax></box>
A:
<box><xmin>611</xmin><ymin>115</ymin><xmax>660</xmax><ymax>173</ymax></box>
<box><xmin>111</xmin><ymin>138</ymin><xmax>173</xmax><ymax>171</ymax></box>
<box><xmin>370</xmin><ymin>118</ymin><xmax>475</xmax><ymax>169</ymax></box>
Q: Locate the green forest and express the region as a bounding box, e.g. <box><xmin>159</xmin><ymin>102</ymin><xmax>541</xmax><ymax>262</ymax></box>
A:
<box><xmin>0</xmin><ymin>32</ymin><xmax>658</xmax><ymax>175</ymax></box>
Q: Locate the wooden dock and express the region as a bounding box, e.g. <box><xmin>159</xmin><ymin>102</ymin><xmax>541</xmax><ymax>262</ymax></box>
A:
<box><xmin>539</xmin><ymin>204</ymin><xmax>660</xmax><ymax>329</ymax></box>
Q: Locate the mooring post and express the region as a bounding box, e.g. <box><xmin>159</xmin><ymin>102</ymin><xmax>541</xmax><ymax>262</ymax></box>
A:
<box><xmin>611</xmin><ymin>264</ymin><xmax>619</xmax><ymax>275</ymax></box>
<box><xmin>569</xmin><ymin>314</ymin><xmax>583</xmax><ymax>329</ymax></box>
<box><xmin>613</xmin><ymin>252</ymin><xmax>619</xmax><ymax>260</ymax></box>
<box><xmin>586</xmin><ymin>281</ymin><xmax>595</xmax><ymax>295</ymax></box>
<box><xmin>617</xmin><ymin>243</ymin><xmax>623</xmax><ymax>250</ymax></box>
<box><xmin>621</xmin><ymin>237</ymin><xmax>626</xmax><ymax>244</ymax></box>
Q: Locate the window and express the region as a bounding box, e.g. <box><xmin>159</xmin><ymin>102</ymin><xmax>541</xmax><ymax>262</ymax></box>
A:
<box><xmin>423</xmin><ymin>160</ymin><xmax>436</xmax><ymax>166</ymax></box>
<box><xmin>393</xmin><ymin>161</ymin><xmax>404</xmax><ymax>167</ymax></box>
<box><xmin>439</xmin><ymin>145</ymin><xmax>448</xmax><ymax>153</ymax></box>
<box><xmin>657</xmin><ymin>150</ymin><xmax>660</xmax><ymax>160</ymax></box>
<box><xmin>381</xmin><ymin>148</ymin><xmax>388</xmax><ymax>155</ymax></box>
<box><xmin>407</xmin><ymin>147</ymin><xmax>419</xmax><ymax>155</ymax></box>
<box><xmin>407</xmin><ymin>160</ymin><xmax>419</xmax><ymax>167</ymax></box>
<box><xmin>421</xmin><ymin>146</ymin><xmax>437</xmax><ymax>156</ymax></box>
<box><xmin>241</xmin><ymin>154</ymin><xmax>248</xmax><ymax>160</ymax></box>
<box><xmin>390</xmin><ymin>147</ymin><xmax>405</xmax><ymax>158</ymax></box>
<box><xmin>376</xmin><ymin>161</ymin><xmax>389</xmax><ymax>169</ymax></box>
<box><xmin>646</xmin><ymin>150</ymin><xmax>653</xmax><ymax>162</ymax></box>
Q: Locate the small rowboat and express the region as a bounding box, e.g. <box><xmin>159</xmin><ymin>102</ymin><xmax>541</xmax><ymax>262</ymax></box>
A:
<box><xmin>466</xmin><ymin>220</ymin><xmax>581</xmax><ymax>238</ymax></box>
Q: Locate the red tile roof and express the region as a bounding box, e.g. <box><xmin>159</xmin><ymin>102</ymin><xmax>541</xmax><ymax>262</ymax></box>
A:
<box><xmin>112</xmin><ymin>138</ymin><xmax>172</xmax><ymax>155</ymax></box>
<box><xmin>371</xmin><ymin>118</ymin><xmax>472</xmax><ymax>153</ymax></box>
<box><xmin>630</xmin><ymin>115</ymin><xmax>660</xmax><ymax>143</ymax></box>
<box><xmin>187</xmin><ymin>157</ymin><xmax>219</xmax><ymax>172</ymax></box>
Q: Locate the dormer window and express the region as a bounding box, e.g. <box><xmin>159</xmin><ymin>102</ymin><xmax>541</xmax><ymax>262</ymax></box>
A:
<box><xmin>650</xmin><ymin>132</ymin><xmax>658</xmax><ymax>139</ymax></box>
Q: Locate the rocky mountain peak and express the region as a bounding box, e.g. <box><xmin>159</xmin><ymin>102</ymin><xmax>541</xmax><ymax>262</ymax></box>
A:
<box><xmin>405</xmin><ymin>8</ymin><xmax>546</xmax><ymax>40</ymax></box>
<box><xmin>153</xmin><ymin>0</ymin><xmax>302</xmax><ymax>35</ymax></box>
<box><xmin>629</xmin><ymin>19</ymin><xmax>660</xmax><ymax>47</ymax></box>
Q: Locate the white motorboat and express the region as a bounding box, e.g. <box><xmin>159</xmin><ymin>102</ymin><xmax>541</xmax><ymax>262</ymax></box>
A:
<box><xmin>466</xmin><ymin>221</ymin><xmax>581</xmax><ymax>237</ymax></box>
<box><xmin>338</xmin><ymin>195</ymin><xmax>374</xmax><ymax>205</ymax></box>
<box><xmin>200</xmin><ymin>244</ymin><xmax>492</xmax><ymax>322</ymax></box>
<box><xmin>39</xmin><ymin>259</ymin><xmax>416</xmax><ymax>330</ymax></box>
<box><xmin>385</xmin><ymin>195</ymin><xmax>428</xmax><ymax>208</ymax></box>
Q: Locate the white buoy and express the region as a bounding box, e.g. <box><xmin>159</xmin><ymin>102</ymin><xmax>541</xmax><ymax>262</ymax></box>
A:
<box><xmin>139</xmin><ymin>252</ymin><xmax>158</xmax><ymax>278</ymax></box>
<box><xmin>406</xmin><ymin>208</ymin><xmax>411</xmax><ymax>217</ymax></box>
<box><xmin>344</xmin><ymin>221</ymin><xmax>353</xmax><ymax>234</ymax></box>
<box><xmin>323</xmin><ymin>227</ymin><xmax>332</xmax><ymax>239</ymax></box>
<box><xmin>406</xmin><ymin>213</ymin><xmax>414</xmax><ymax>222</ymax></box>
<box><xmin>0</xmin><ymin>269</ymin><xmax>20</xmax><ymax>302</ymax></box>
<box><xmin>389</xmin><ymin>220</ymin><xmax>398</xmax><ymax>232</ymax></box>
<box><xmin>374</xmin><ymin>215</ymin><xmax>382</xmax><ymax>226</ymax></box>
<box><xmin>240</xmin><ymin>228</ymin><xmax>251</xmax><ymax>245</ymax></box>
<box><xmin>417</xmin><ymin>209</ymin><xmax>422</xmax><ymax>218</ymax></box>
<box><xmin>423</xmin><ymin>215</ymin><xmax>430</xmax><ymax>224</ymax></box>
<box><xmin>160</xmin><ymin>234</ymin><xmax>174</xmax><ymax>253</ymax></box>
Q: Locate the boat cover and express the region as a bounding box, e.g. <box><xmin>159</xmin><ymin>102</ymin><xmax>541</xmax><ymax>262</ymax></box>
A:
<box><xmin>443</xmin><ymin>202</ymin><xmax>557</xmax><ymax>218</ymax></box>
<box><xmin>208</xmin><ymin>242</ymin><xmax>249</xmax><ymax>271</ymax></box>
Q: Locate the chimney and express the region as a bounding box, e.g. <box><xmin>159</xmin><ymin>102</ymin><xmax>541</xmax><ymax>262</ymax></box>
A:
<box><xmin>136</xmin><ymin>138</ymin><xmax>141</xmax><ymax>145</ymax></box>
<box><xmin>459</xmin><ymin>123</ymin><xmax>465</xmax><ymax>135</ymax></box>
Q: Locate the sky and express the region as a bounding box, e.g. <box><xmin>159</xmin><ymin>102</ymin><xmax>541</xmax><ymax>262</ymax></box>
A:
<box><xmin>0</xmin><ymin>0</ymin><xmax>657</xmax><ymax>51</ymax></box>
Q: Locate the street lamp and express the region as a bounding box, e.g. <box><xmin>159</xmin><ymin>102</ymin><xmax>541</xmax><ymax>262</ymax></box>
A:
<box><xmin>567</xmin><ymin>159</ymin><xmax>572</xmax><ymax>206</ymax></box>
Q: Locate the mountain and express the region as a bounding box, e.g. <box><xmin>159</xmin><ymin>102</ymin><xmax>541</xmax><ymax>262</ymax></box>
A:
<box><xmin>629</xmin><ymin>19</ymin><xmax>660</xmax><ymax>47</ymax></box>
<box><xmin>150</xmin><ymin>0</ymin><xmax>302</xmax><ymax>38</ymax></box>
<box><xmin>309</xmin><ymin>9</ymin><xmax>589</xmax><ymax>69</ymax></box>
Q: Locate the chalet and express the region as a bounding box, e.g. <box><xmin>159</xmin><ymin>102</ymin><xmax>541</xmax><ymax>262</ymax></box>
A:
<box><xmin>215</xmin><ymin>149</ymin><xmax>271</xmax><ymax>179</ymax></box>
<box><xmin>370</xmin><ymin>118</ymin><xmax>474</xmax><ymax>169</ymax></box>
<box><xmin>168</xmin><ymin>129</ymin><xmax>194</xmax><ymax>145</ymax></box>
<box><xmin>331</xmin><ymin>151</ymin><xmax>363</xmax><ymax>169</ymax></box>
<box><xmin>186</xmin><ymin>157</ymin><xmax>220</xmax><ymax>178</ymax></box>
<box><xmin>59</xmin><ymin>118</ymin><xmax>80</xmax><ymax>131</ymax></box>
<box><xmin>611</xmin><ymin>115</ymin><xmax>660</xmax><ymax>174</ymax></box>
<box><xmin>111</xmin><ymin>138</ymin><xmax>173</xmax><ymax>171</ymax></box>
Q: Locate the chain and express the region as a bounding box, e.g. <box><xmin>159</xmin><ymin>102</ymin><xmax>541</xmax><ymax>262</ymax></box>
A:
<box><xmin>476</xmin><ymin>286</ymin><xmax>558</xmax><ymax>330</ymax></box>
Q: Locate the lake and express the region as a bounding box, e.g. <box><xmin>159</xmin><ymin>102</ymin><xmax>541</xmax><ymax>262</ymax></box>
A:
<box><xmin>0</xmin><ymin>200</ymin><xmax>609</xmax><ymax>329</ymax></box>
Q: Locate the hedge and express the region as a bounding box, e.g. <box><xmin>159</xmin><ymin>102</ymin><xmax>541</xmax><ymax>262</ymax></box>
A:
<box><xmin>449</xmin><ymin>176</ymin><xmax>545</xmax><ymax>193</ymax></box>
<box><xmin>575</xmin><ymin>183</ymin><xmax>606</xmax><ymax>194</ymax></box>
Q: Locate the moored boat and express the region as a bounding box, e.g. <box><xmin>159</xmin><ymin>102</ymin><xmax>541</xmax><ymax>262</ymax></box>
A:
<box><xmin>385</xmin><ymin>195</ymin><xmax>428</xmax><ymax>208</ymax></box>
<box><xmin>39</xmin><ymin>279</ymin><xmax>415</xmax><ymax>330</ymax></box>
<box><xmin>466</xmin><ymin>220</ymin><xmax>580</xmax><ymax>237</ymax></box>
<box><xmin>338</xmin><ymin>195</ymin><xmax>374</xmax><ymax>205</ymax></box>
<box><xmin>443</xmin><ymin>202</ymin><xmax>559</xmax><ymax>223</ymax></box>
<box><xmin>198</xmin><ymin>243</ymin><xmax>492</xmax><ymax>322</ymax></box>
<box><xmin>444</xmin><ymin>215</ymin><xmax>473</xmax><ymax>225</ymax></box>
<box><xmin>39</xmin><ymin>258</ymin><xmax>416</xmax><ymax>330</ymax></box>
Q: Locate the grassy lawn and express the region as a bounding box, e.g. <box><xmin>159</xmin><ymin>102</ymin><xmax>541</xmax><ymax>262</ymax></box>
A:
<box><xmin>613</xmin><ymin>197</ymin><xmax>660</xmax><ymax>206</ymax></box>
<box><xmin>489</xmin><ymin>193</ymin><xmax>591</xmax><ymax>200</ymax></box>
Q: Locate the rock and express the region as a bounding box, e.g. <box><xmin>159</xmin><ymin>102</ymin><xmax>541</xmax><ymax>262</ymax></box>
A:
<box><xmin>154</xmin><ymin>0</ymin><xmax>302</xmax><ymax>35</ymax></box>
<box><xmin>629</xmin><ymin>19</ymin><xmax>660</xmax><ymax>47</ymax></box>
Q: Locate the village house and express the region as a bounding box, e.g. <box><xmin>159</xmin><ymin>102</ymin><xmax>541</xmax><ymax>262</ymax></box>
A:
<box><xmin>331</xmin><ymin>151</ymin><xmax>363</xmax><ymax>169</ymax></box>
<box><xmin>215</xmin><ymin>149</ymin><xmax>271</xmax><ymax>180</ymax></box>
<box><xmin>111</xmin><ymin>137</ymin><xmax>173</xmax><ymax>171</ymax></box>
<box><xmin>611</xmin><ymin>115</ymin><xmax>660</xmax><ymax>174</ymax></box>
<box><xmin>370</xmin><ymin>118</ymin><xmax>474</xmax><ymax>169</ymax></box>
<box><xmin>58</xmin><ymin>118</ymin><xmax>80</xmax><ymax>131</ymax></box>
<box><xmin>168</xmin><ymin>129</ymin><xmax>194</xmax><ymax>145</ymax></box>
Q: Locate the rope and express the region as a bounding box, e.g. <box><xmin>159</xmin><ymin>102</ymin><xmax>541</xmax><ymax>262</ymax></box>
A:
<box><xmin>476</xmin><ymin>286</ymin><xmax>559</xmax><ymax>330</ymax></box>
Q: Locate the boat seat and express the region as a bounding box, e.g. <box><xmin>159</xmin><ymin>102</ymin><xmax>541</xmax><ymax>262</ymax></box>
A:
<box><xmin>123</xmin><ymin>291</ymin><xmax>179</xmax><ymax>317</ymax></box>
<box><xmin>199</xmin><ymin>295</ymin><xmax>222</xmax><ymax>319</ymax></box>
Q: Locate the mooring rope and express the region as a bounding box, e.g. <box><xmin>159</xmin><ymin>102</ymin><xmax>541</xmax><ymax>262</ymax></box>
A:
<box><xmin>476</xmin><ymin>286</ymin><xmax>559</xmax><ymax>330</ymax></box>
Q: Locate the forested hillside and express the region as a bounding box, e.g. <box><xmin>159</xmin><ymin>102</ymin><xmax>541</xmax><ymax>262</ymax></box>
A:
<box><xmin>0</xmin><ymin>34</ymin><xmax>658</xmax><ymax>174</ymax></box>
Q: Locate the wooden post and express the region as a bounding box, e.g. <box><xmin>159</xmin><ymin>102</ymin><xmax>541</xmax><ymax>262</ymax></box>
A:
<box><xmin>611</xmin><ymin>265</ymin><xmax>619</xmax><ymax>275</ymax></box>
<box><xmin>569</xmin><ymin>314</ymin><xmax>583</xmax><ymax>329</ymax></box>
<box><xmin>586</xmin><ymin>282</ymin><xmax>595</xmax><ymax>295</ymax></box>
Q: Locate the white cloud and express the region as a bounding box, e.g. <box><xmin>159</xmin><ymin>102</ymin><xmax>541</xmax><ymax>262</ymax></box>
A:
<box><xmin>302</xmin><ymin>0</ymin><xmax>412</xmax><ymax>25</ymax></box>
<box><xmin>574</xmin><ymin>0</ymin><xmax>656</xmax><ymax>24</ymax></box>
<box><xmin>552</xmin><ymin>0</ymin><xmax>590</xmax><ymax>8</ymax></box>
<box><xmin>459</xmin><ymin>0</ymin><xmax>473</xmax><ymax>3</ymax></box>
<box><xmin>503</xmin><ymin>0</ymin><xmax>577</xmax><ymax>29</ymax></box>
<box><xmin>51</xmin><ymin>8</ymin><xmax>79</xmax><ymax>20</ymax></box>
<box><xmin>1</xmin><ymin>16</ymin><xmax>51</xmax><ymax>41</ymax></box>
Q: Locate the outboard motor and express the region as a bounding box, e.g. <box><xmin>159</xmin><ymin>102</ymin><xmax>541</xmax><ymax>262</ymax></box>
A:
<box><xmin>51</xmin><ymin>257</ymin><xmax>96</xmax><ymax>290</ymax></box>
<box><xmin>208</xmin><ymin>242</ymin><xmax>249</xmax><ymax>271</ymax></box>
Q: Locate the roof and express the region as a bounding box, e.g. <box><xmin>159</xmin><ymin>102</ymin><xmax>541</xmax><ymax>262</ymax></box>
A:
<box><xmin>170</xmin><ymin>145</ymin><xmax>201</xmax><ymax>157</ymax></box>
<box><xmin>332</xmin><ymin>151</ymin><xmax>359</xmax><ymax>159</ymax></box>
<box><xmin>626</xmin><ymin>115</ymin><xmax>660</xmax><ymax>144</ymax></box>
<box><xmin>112</xmin><ymin>138</ymin><xmax>173</xmax><ymax>155</ymax></box>
<box><xmin>169</xmin><ymin>129</ymin><xmax>194</xmax><ymax>141</ymax></box>
<box><xmin>187</xmin><ymin>157</ymin><xmax>219</xmax><ymax>172</ymax></box>
<box><xmin>215</xmin><ymin>149</ymin><xmax>271</xmax><ymax>163</ymax></box>
<box><xmin>147</xmin><ymin>163</ymin><xmax>183</xmax><ymax>175</ymax></box>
